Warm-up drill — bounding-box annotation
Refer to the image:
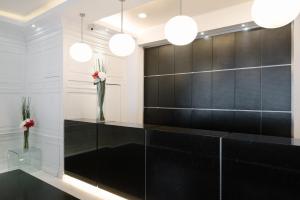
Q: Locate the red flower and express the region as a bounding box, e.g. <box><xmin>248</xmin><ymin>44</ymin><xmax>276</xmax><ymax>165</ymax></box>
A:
<box><xmin>24</xmin><ymin>119</ymin><xmax>35</xmax><ymax>129</ymax></box>
<box><xmin>92</xmin><ymin>71</ymin><xmax>99</xmax><ymax>79</ymax></box>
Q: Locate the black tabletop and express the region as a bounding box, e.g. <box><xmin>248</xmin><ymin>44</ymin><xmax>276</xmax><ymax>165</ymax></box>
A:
<box><xmin>0</xmin><ymin>170</ymin><xmax>78</xmax><ymax>200</ymax></box>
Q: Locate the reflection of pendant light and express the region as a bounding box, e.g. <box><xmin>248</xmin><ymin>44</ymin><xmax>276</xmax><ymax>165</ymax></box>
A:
<box><xmin>165</xmin><ymin>0</ymin><xmax>198</xmax><ymax>46</ymax></box>
<box><xmin>69</xmin><ymin>13</ymin><xmax>93</xmax><ymax>62</ymax></box>
<box><xmin>109</xmin><ymin>0</ymin><xmax>136</xmax><ymax>57</ymax></box>
<box><xmin>252</xmin><ymin>0</ymin><xmax>300</xmax><ymax>28</ymax></box>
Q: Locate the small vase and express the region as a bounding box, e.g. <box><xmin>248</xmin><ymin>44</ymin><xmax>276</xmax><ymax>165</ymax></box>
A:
<box><xmin>97</xmin><ymin>81</ymin><xmax>106</xmax><ymax>122</ymax></box>
<box><xmin>24</xmin><ymin>130</ymin><xmax>29</xmax><ymax>150</ymax></box>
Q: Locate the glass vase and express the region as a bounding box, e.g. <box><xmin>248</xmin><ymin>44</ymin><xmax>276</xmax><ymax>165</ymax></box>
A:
<box><xmin>24</xmin><ymin>130</ymin><xmax>29</xmax><ymax>150</ymax></box>
<box><xmin>96</xmin><ymin>81</ymin><xmax>106</xmax><ymax>122</ymax></box>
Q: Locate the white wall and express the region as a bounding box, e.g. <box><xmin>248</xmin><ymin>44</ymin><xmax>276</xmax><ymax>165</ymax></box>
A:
<box><xmin>292</xmin><ymin>16</ymin><xmax>300</xmax><ymax>138</ymax></box>
<box><xmin>24</xmin><ymin>14</ymin><xmax>64</xmax><ymax>176</ymax></box>
<box><xmin>0</xmin><ymin>21</ymin><xmax>25</xmax><ymax>172</ymax></box>
<box><xmin>63</xmin><ymin>19</ymin><xmax>143</xmax><ymax>124</ymax></box>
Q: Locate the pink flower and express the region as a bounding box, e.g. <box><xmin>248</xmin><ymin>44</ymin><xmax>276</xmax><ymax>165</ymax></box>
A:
<box><xmin>98</xmin><ymin>71</ymin><xmax>107</xmax><ymax>81</ymax></box>
<box><xmin>92</xmin><ymin>71</ymin><xmax>106</xmax><ymax>82</ymax></box>
<box><xmin>92</xmin><ymin>71</ymin><xmax>99</xmax><ymax>79</ymax></box>
<box><xmin>20</xmin><ymin>119</ymin><xmax>35</xmax><ymax>131</ymax></box>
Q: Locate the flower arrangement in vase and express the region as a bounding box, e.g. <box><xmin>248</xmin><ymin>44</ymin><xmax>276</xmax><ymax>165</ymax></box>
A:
<box><xmin>92</xmin><ymin>59</ymin><xmax>107</xmax><ymax>122</ymax></box>
<box><xmin>20</xmin><ymin>97</ymin><xmax>35</xmax><ymax>150</ymax></box>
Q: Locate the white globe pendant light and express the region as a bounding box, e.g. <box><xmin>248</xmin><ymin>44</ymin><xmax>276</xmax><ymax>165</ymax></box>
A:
<box><xmin>252</xmin><ymin>0</ymin><xmax>300</xmax><ymax>28</ymax></box>
<box><xmin>69</xmin><ymin>13</ymin><xmax>92</xmax><ymax>62</ymax></box>
<box><xmin>165</xmin><ymin>0</ymin><xmax>198</xmax><ymax>46</ymax></box>
<box><xmin>109</xmin><ymin>0</ymin><xmax>136</xmax><ymax>57</ymax></box>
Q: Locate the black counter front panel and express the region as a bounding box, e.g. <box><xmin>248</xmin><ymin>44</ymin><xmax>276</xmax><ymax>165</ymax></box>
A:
<box><xmin>146</xmin><ymin>129</ymin><xmax>220</xmax><ymax>200</ymax></box>
<box><xmin>64</xmin><ymin>120</ymin><xmax>98</xmax><ymax>185</ymax></box>
<box><xmin>64</xmin><ymin>120</ymin><xmax>300</xmax><ymax>200</ymax></box>
<box><xmin>222</xmin><ymin>136</ymin><xmax>300</xmax><ymax>200</ymax></box>
<box><xmin>97</xmin><ymin>124</ymin><xmax>145</xmax><ymax>200</ymax></box>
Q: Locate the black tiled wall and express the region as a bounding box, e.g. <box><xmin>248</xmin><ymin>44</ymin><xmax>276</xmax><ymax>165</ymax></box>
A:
<box><xmin>144</xmin><ymin>25</ymin><xmax>292</xmax><ymax>137</ymax></box>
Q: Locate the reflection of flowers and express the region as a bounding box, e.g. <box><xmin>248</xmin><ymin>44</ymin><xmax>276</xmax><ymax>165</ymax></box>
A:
<box><xmin>92</xmin><ymin>58</ymin><xmax>106</xmax><ymax>121</ymax></box>
<box><xmin>21</xmin><ymin>97</ymin><xmax>34</xmax><ymax>150</ymax></box>
<box><xmin>20</xmin><ymin>119</ymin><xmax>35</xmax><ymax>131</ymax></box>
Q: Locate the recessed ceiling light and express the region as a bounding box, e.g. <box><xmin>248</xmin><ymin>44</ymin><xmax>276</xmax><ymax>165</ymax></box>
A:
<box><xmin>138</xmin><ymin>13</ymin><xmax>147</xmax><ymax>19</ymax></box>
<box><xmin>31</xmin><ymin>24</ymin><xmax>36</xmax><ymax>28</ymax></box>
<box><xmin>241</xmin><ymin>24</ymin><xmax>246</xmax><ymax>27</ymax></box>
<box><xmin>204</xmin><ymin>35</ymin><xmax>210</xmax><ymax>40</ymax></box>
<box><xmin>200</xmin><ymin>32</ymin><xmax>205</xmax><ymax>35</ymax></box>
<box><xmin>243</xmin><ymin>27</ymin><xmax>249</xmax><ymax>31</ymax></box>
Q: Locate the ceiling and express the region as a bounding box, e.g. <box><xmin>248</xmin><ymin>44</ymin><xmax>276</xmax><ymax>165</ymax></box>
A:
<box><xmin>0</xmin><ymin>0</ymin><xmax>66</xmax><ymax>22</ymax></box>
<box><xmin>99</xmin><ymin>0</ymin><xmax>251</xmax><ymax>33</ymax></box>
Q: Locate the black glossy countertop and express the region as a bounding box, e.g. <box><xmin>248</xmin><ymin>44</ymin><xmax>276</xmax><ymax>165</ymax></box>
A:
<box><xmin>65</xmin><ymin>118</ymin><xmax>300</xmax><ymax>147</ymax></box>
<box><xmin>65</xmin><ymin>118</ymin><xmax>158</xmax><ymax>129</ymax></box>
<box><xmin>0</xmin><ymin>170</ymin><xmax>78</xmax><ymax>200</ymax></box>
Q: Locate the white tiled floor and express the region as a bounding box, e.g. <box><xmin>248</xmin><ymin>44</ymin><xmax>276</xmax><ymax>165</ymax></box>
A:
<box><xmin>31</xmin><ymin>171</ymin><xmax>127</xmax><ymax>200</ymax></box>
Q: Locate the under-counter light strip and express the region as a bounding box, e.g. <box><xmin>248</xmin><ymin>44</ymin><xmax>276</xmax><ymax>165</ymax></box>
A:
<box><xmin>62</xmin><ymin>174</ymin><xmax>127</xmax><ymax>200</ymax></box>
<box><xmin>144</xmin><ymin>64</ymin><xmax>291</xmax><ymax>78</ymax></box>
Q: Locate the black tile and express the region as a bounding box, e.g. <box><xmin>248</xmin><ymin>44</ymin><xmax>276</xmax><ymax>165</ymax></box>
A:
<box><xmin>144</xmin><ymin>77</ymin><xmax>158</xmax><ymax>107</ymax></box>
<box><xmin>173</xmin><ymin>109</ymin><xmax>192</xmax><ymax>128</ymax></box>
<box><xmin>175</xmin><ymin>74</ymin><xmax>192</xmax><ymax>107</ymax></box>
<box><xmin>144</xmin><ymin>108</ymin><xmax>160</xmax><ymax>125</ymax></box>
<box><xmin>192</xmin><ymin>38</ymin><xmax>212</xmax><ymax>71</ymax></box>
<box><xmin>235</xmin><ymin>68</ymin><xmax>261</xmax><ymax>110</ymax></box>
<box><xmin>192</xmin><ymin>73</ymin><xmax>212</xmax><ymax>108</ymax></box>
<box><xmin>159</xmin><ymin>76</ymin><xmax>175</xmax><ymax>107</ymax></box>
<box><xmin>235</xmin><ymin>29</ymin><xmax>261</xmax><ymax>68</ymax></box>
<box><xmin>261</xmin><ymin>25</ymin><xmax>291</xmax><ymax>65</ymax></box>
<box><xmin>212</xmin><ymin>71</ymin><xmax>235</xmax><ymax>109</ymax></box>
<box><xmin>159</xmin><ymin>45</ymin><xmax>174</xmax><ymax>74</ymax></box>
<box><xmin>145</xmin><ymin>47</ymin><xmax>159</xmax><ymax>75</ymax></box>
<box><xmin>156</xmin><ymin>109</ymin><xmax>175</xmax><ymax>126</ymax></box>
<box><xmin>211</xmin><ymin>111</ymin><xmax>234</xmax><ymax>132</ymax></box>
<box><xmin>262</xmin><ymin>66</ymin><xmax>291</xmax><ymax>111</ymax></box>
<box><xmin>145</xmin><ymin>108</ymin><xmax>174</xmax><ymax>126</ymax></box>
<box><xmin>233</xmin><ymin>111</ymin><xmax>261</xmax><ymax>134</ymax></box>
<box><xmin>191</xmin><ymin>110</ymin><xmax>212</xmax><ymax>130</ymax></box>
<box><xmin>262</xmin><ymin>112</ymin><xmax>291</xmax><ymax>137</ymax></box>
<box><xmin>175</xmin><ymin>44</ymin><xmax>193</xmax><ymax>73</ymax></box>
<box><xmin>213</xmin><ymin>33</ymin><xmax>235</xmax><ymax>69</ymax></box>
<box><xmin>0</xmin><ymin>170</ymin><xmax>78</xmax><ymax>200</ymax></box>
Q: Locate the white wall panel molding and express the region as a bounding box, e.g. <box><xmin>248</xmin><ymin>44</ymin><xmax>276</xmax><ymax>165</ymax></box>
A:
<box><xmin>27</xmin><ymin>79</ymin><xmax>61</xmax><ymax>94</ymax></box>
<box><xmin>0</xmin><ymin>82</ymin><xmax>24</xmax><ymax>93</ymax></box>
<box><xmin>0</xmin><ymin>127</ymin><xmax>20</xmax><ymax>136</ymax></box>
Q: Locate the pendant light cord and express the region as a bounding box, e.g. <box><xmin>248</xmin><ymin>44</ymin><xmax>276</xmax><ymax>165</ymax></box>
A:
<box><xmin>121</xmin><ymin>0</ymin><xmax>124</xmax><ymax>33</ymax></box>
<box><xmin>179</xmin><ymin>0</ymin><xmax>182</xmax><ymax>15</ymax></box>
<box><xmin>80</xmin><ymin>13</ymin><xmax>85</xmax><ymax>42</ymax></box>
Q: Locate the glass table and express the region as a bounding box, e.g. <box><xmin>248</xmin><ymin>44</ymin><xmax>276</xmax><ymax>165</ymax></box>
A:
<box><xmin>7</xmin><ymin>147</ymin><xmax>41</xmax><ymax>173</ymax></box>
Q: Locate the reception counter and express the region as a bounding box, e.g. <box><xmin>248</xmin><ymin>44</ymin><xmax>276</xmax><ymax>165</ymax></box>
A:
<box><xmin>65</xmin><ymin>119</ymin><xmax>300</xmax><ymax>200</ymax></box>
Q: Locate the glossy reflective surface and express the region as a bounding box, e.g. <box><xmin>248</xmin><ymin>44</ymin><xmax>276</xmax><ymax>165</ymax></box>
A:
<box><xmin>146</xmin><ymin>128</ymin><xmax>221</xmax><ymax>200</ymax></box>
<box><xmin>0</xmin><ymin>170</ymin><xmax>78</xmax><ymax>200</ymax></box>
<box><xmin>64</xmin><ymin>120</ymin><xmax>98</xmax><ymax>185</ymax></box>
<box><xmin>97</xmin><ymin>123</ymin><xmax>145</xmax><ymax>199</ymax></box>
<box><xmin>64</xmin><ymin>120</ymin><xmax>300</xmax><ymax>200</ymax></box>
<box><xmin>223</xmin><ymin>134</ymin><xmax>300</xmax><ymax>200</ymax></box>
